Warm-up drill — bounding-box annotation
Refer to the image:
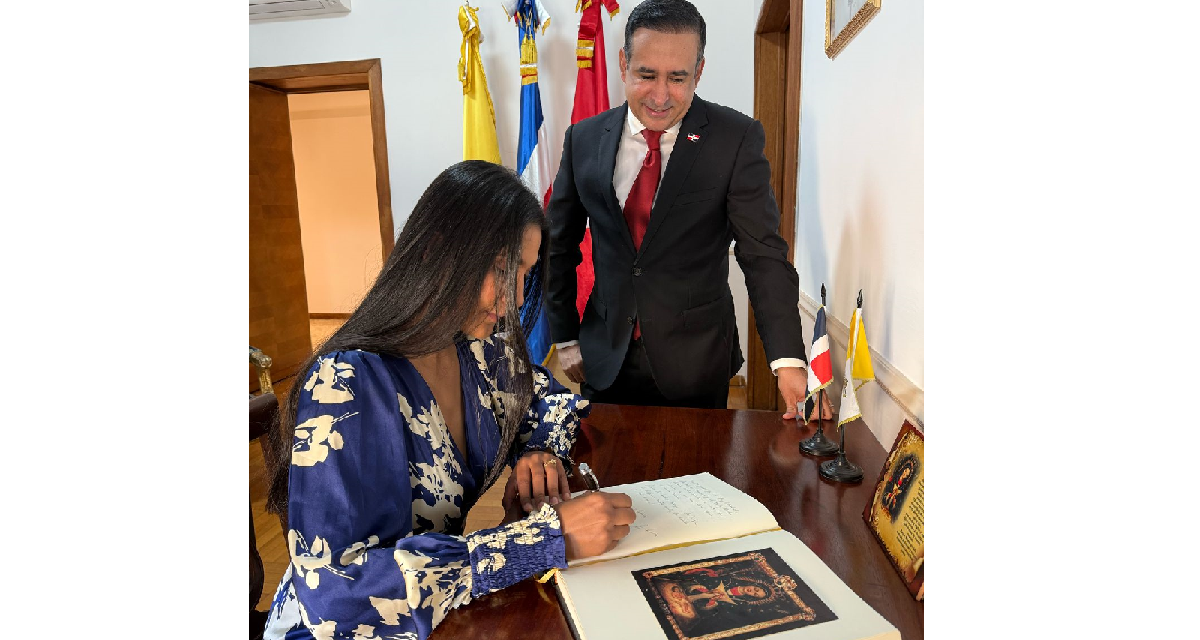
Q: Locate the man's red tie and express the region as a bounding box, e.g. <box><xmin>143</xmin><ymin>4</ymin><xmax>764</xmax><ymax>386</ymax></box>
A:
<box><xmin>623</xmin><ymin>128</ymin><xmax>662</xmax><ymax>339</ymax></box>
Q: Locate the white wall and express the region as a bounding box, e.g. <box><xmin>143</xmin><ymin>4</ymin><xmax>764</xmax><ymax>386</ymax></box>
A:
<box><xmin>250</xmin><ymin>0</ymin><xmax>759</xmax><ymax>233</ymax></box>
<box><xmin>250</xmin><ymin>0</ymin><xmax>761</xmax><ymax>375</ymax></box>
<box><xmin>795</xmin><ymin>0</ymin><xmax>924</xmax><ymax>445</ymax></box>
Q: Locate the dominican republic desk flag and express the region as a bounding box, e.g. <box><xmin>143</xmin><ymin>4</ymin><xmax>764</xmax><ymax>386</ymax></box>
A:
<box><xmin>458</xmin><ymin>3</ymin><xmax>501</xmax><ymax>163</ymax></box>
<box><xmin>504</xmin><ymin>0</ymin><xmax>554</xmax><ymax>365</ymax></box>
<box><xmin>838</xmin><ymin>304</ymin><xmax>876</xmax><ymax>428</ymax></box>
<box><xmin>804</xmin><ymin>304</ymin><xmax>833</xmax><ymax>420</ymax></box>
<box><xmin>569</xmin><ymin>0</ymin><xmax>619</xmax><ymax>320</ymax></box>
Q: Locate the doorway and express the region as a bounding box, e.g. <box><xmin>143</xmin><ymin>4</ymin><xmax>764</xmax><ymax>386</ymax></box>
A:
<box><xmin>746</xmin><ymin>0</ymin><xmax>803</xmax><ymax>410</ymax></box>
<box><xmin>289</xmin><ymin>90</ymin><xmax>383</xmax><ymax>323</ymax></box>
<box><xmin>249</xmin><ymin>59</ymin><xmax>394</xmax><ymax>393</ymax></box>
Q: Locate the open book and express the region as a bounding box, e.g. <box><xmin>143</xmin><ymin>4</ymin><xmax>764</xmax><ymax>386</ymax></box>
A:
<box><xmin>554</xmin><ymin>473</ymin><xmax>900</xmax><ymax>640</ymax></box>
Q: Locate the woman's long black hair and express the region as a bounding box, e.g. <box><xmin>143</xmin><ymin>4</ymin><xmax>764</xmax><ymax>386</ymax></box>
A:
<box><xmin>264</xmin><ymin>160</ymin><xmax>548</xmax><ymax>517</ymax></box>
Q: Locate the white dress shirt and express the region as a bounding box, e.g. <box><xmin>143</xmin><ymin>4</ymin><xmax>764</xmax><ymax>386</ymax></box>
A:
<box><xmin>614</xmin><ymin>112</ymin><xmax>681</xmax><ymax>208</ymax></box>
<box><xmin>555</xmin><ymin>109</ymin><xmax>805</xmax><ymax>376</ymax></box>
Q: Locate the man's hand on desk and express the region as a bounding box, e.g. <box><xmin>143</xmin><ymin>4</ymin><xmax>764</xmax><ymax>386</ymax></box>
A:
<box><xmin>805</xmin><ymin>389</ymin><xmax>835</xmax><ymax>421</ymax></box>
<box><xmin>558</xmin><ymin>343</ymin><xmax>586</xmax><ymax>384</ymax></box>
<box><xmin>554</xmin><ymin>491</ymin><xmax>636</xmax><ymax>560</ymax></box>
<box><xmin>777</xmin><ymin>366</ymin><xmax>807</xmax><ymax>420</ymax></box>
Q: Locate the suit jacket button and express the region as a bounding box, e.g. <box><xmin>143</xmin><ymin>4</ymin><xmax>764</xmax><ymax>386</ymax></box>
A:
<box><xmin>627</xmin><ymin>316</ymin><xmax>635</xmax><ymax>325</ymax></box>
<box><xmin>632</xmin><ymin>267</ymin><xmax>642</xmax><ymax>276</ymax></box>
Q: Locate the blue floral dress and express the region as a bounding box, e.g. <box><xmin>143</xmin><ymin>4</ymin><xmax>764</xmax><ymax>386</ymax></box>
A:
<box><xmin>263</xmin><ymin>336</ymin><xmax>590</xmax><ymax>640</ymax></box>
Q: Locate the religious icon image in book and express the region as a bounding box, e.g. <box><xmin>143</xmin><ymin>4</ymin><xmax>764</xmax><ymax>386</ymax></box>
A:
<box><xmin>632</xmin><ymin>548</ymin><xmax>838</xmax><ymax>640</ymax></box>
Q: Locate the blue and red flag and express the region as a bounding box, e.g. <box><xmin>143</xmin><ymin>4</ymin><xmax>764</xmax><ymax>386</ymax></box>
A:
<box><xmin>504</xmin><ymin>0</ymin><xmax>553</xmax><ymax>364</ymax></box>
<box><xmin>804</xmin><ymin>304</ymin><xmax>834</xmax><ymax>419</ymax></box>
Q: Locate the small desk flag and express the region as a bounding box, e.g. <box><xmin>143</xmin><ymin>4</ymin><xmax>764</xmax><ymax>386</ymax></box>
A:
<box><xmin>459</xmin><ymin>4</ymin><xmax>501</xmax><ymax>163</ymax></box>
<box><xmin>804</xmin><ymin>304</ymin><xmax>833</xmax><ymax>419</ymax></box>
<box><xmin>807</xmin><ymin>305</ymin><xmax>834</xmax><ymax>396</ymax></box>
<box><xmin>837</xmin><ymin>306</ymin><xmax>876</xmax><ymax>428</ymax></box>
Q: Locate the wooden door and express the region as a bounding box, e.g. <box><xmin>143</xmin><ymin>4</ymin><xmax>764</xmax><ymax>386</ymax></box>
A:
<box><xmin>747</xmin><ymin>0</ymin><xmax>803</xmax><ymax>410</ymax></box>
<box><xmin>250</xmin><ymin>83</ymin><xmax>311</xmax><ymax>392</ymax></box>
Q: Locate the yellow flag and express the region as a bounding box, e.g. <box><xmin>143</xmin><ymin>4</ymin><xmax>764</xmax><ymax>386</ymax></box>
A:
<box><xmin>838</xmin><ymin>307</ymin><xmax>875</xmax><ymax>428</ymax></box>
<box><xmin>459</xmin><ymin>5</ymin><xmax>501</xmax><ymax>163</ymax></box>
<box><xmin>847</xmin><ymin>308</ymin><xmax>875</xmax><ymax>382</ymax></box>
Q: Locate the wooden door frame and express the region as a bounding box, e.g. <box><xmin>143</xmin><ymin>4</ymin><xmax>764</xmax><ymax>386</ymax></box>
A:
<box><xmin>250</xmin><ymin>58</ymin><xmax>395</xmax><ymax>255</ymax></box>
<box><xmin>746</xmin><ymin>0</ymin><xmax>803</xmax><ymax>410</ymax></box>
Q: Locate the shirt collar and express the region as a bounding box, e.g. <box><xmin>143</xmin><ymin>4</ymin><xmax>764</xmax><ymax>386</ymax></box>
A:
<box><xmin>626</xmin><ymin>108</ymin><xmax>683</xmax><ymax>140</ymax></box>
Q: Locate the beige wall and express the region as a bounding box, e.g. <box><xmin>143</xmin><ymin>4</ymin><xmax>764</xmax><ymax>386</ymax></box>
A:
<box><xmin>253</xmin><ymin>0</ymin><xmax>762</xmax><ymax>373</ymax></box>
<box><xmin>288</xmin><ymin>90</ymin><xmax>382</xmax><ymax>315</ymax></box>
<box><xmin>795</xmin><ymin>1</ymin><xmax>923</xmax><ymax>445</ymax></box>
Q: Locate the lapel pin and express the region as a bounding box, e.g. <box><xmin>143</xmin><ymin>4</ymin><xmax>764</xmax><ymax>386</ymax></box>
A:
<box><xmin>687</xmin><ymin>134</ymin><xmax>700</xmax><ymax>142</ymax></box>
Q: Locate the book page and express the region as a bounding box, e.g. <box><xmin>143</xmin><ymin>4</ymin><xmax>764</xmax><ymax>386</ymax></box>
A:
<box><xmin>557</xmin><ymin>530</ymin><xmax>899</xmax><ymax>640</ymax></box>
<box><xmin>568</xmin><ymin>472</ymin><xmax>779</xmax><ymax>567</ymax></box>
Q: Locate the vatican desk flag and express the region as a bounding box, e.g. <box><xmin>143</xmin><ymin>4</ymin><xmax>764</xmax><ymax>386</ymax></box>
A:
<box><xmin>504</xmin><ymin>0</ymin><xmax>554</xmax><ymax>365</ymax></box>
<box><xmin>838</xmin><ymin>299</ymin><xmax>876</xmax><ymax>428</ymax></box>
<box><xmin>568</xmin><ymin>0</ymin><xmax>619</xmax><ymax>320</ymax></box>
<box><xmin>459</xmin><ymin>3</ymin><xmax>501</xmax><ymax>163</ymax></box>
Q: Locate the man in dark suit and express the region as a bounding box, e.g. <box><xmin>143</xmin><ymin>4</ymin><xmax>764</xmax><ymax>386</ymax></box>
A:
<box><xmin>546</xmin><ymin>0</ymin><xmax>808</xmax><ymax>412</ymax></box>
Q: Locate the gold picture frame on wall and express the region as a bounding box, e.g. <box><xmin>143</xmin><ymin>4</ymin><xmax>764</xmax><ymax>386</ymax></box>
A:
<box><xmin>825</xmin><ymin>0</ymin><xmax>881</xmax><ymax>59</ymax></box>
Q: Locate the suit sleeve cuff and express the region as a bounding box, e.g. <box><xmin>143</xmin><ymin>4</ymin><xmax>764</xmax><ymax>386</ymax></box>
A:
<box><xmin>769</xmin><ymin>358</ymin><xmax>806</xmax><ymax>375</ymax></box>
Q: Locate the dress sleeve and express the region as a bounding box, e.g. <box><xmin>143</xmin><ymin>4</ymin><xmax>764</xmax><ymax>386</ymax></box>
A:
<box><xmin>282</xmin><ymin>351</ymin><xmax>567</xmax><ymax>640</ymax></box>
<box><xmin>510</xmin><ymin>363</ymin><xmax>592</xmax><ymax>468</ymax></box>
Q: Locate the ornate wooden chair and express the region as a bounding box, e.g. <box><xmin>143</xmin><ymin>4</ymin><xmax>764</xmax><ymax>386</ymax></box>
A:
<box><xmin>250</xmin><ymin>344</ymin><xmax>279</xmax><ymax>639</ymax></box>
<box><xmin>250</xmin><ymin>391</ymin><xmax>277</xmax><ymax>639</ymax></box>
<box><xmin>250</xmin><ymin>346</ymin><xmax>274</xmax><ymax>396</ymax></box>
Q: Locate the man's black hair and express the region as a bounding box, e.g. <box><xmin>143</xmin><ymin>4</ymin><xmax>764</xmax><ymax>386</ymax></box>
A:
<box><xmin>623</xmin><ymin>0</ymin><xmax>706</xmax><ymax>67</ymax></box>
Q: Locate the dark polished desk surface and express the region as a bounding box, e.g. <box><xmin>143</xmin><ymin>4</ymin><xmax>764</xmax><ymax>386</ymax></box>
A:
<box><xmin>433</xmin><ymin>404</ymin><xmax>924</xmax><ymax>639</ymax></box>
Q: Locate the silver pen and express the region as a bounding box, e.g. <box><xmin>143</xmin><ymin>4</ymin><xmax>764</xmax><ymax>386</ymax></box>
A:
<box><xmin>578</xmin><ymin>462</ymin><xmax>601</xmax><ymax>492</ymax></box>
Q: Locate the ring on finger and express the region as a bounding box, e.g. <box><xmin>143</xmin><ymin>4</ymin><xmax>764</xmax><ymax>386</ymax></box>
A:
<box><xmin>543</xmin><ymin>458</ymin><xmax>557</xmax><ymax>468</ymax></box>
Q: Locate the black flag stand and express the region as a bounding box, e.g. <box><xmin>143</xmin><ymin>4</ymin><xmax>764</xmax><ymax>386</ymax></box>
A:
<box><xmin>799</xmin><ymin>284</ymin><xmax>839</xmax><ymax>457</ymax></box>
<box><xmin>820</xmin><ymin>290</ymin><xmax>865</xmax><ymax>483</ymax></box>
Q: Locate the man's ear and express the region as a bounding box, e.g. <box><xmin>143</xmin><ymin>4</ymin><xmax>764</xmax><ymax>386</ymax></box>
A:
<box><xmin>618</xmin><ymin>47</ymin><xmax>628</xmax><ymax>82</ymax></box>
<box><xmin>694</xmin><ymin>57</ymin><xmax>705</xmax><ymax>85</ymax></box>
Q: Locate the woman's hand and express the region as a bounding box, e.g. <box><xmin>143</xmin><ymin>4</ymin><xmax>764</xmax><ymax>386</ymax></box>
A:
<box><xmin>504</xmin><ymin>450</ymin><xmax>571</xmax><ymax>513</ymax></box>
<box><xmin>554</xmin><ymin>491</ymin><xmax>636</xmax><ymax>560</ymax></box>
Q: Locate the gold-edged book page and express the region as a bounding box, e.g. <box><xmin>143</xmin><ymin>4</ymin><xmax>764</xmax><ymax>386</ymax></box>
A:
<box><xmin>556</xmin><ymin>530</ymin><xmax>900</xmax><ymax>640</ymax></box>
<box><xmin>567</xmin><ymin>472</ymin><xmax>780</xmax><ymax>568</ymax></box>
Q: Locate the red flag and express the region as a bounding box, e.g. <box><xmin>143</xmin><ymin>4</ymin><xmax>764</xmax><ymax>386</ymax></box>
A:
<box><xmin>569</xmin><ymin>0</ymin><xmax>619</xmax><ymax>319</ymax></box>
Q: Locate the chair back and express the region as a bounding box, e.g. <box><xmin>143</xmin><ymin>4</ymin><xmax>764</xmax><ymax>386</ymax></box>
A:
<box><xmin>250</xmin><ymin>393</ymin><xmax>279</xmax><ymax>639</ymax></box>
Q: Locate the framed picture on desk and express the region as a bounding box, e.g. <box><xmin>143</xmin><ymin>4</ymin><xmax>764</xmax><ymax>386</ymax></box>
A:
<box><xmin>863</xmin><ymin>421</ymin><xmax>924</xmax><ymax>600</ymax></box>
<box><xmin>825</xmin><ymin>0</ymin><xmax>881</xmax><ymax>59</ymax></box>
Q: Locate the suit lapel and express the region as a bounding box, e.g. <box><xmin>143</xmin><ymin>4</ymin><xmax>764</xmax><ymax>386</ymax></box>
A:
<box><xmin>598</xmin><ymin>105</ymin><xmax>635</xmax><ymax>254</ymax></box>
<box><xmin>640</xmin><ymin>97</ymin><xmax>709</xmax><ymax>256</ymax></box>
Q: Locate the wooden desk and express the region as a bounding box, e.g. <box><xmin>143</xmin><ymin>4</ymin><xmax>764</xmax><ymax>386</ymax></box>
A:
<box><xmin>433</xmin><ymin>404</ymin><xmax>924</xmax><ymax>639</ymax></box>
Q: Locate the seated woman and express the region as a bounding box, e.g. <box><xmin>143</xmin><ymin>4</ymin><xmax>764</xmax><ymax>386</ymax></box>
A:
<box><xmin>261</xmin><ymin>161</ymin><xmax>636</xmax><ymax>640</ymax></box>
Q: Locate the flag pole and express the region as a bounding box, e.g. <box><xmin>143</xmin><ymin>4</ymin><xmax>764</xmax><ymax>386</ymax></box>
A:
<box><xmin>799</xmin><ymin>284</ymin><xmax>839</xmax><ymax>457</ymax></box>
<box><xmin>820</xmin><ymin>289</ymin><xmax>865</xmax><ymax>483</ymax></box>
<box><xmin>799</xmin><ymin>387</ymin><xmax>837</xmax><ymax>456</ymax></box>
